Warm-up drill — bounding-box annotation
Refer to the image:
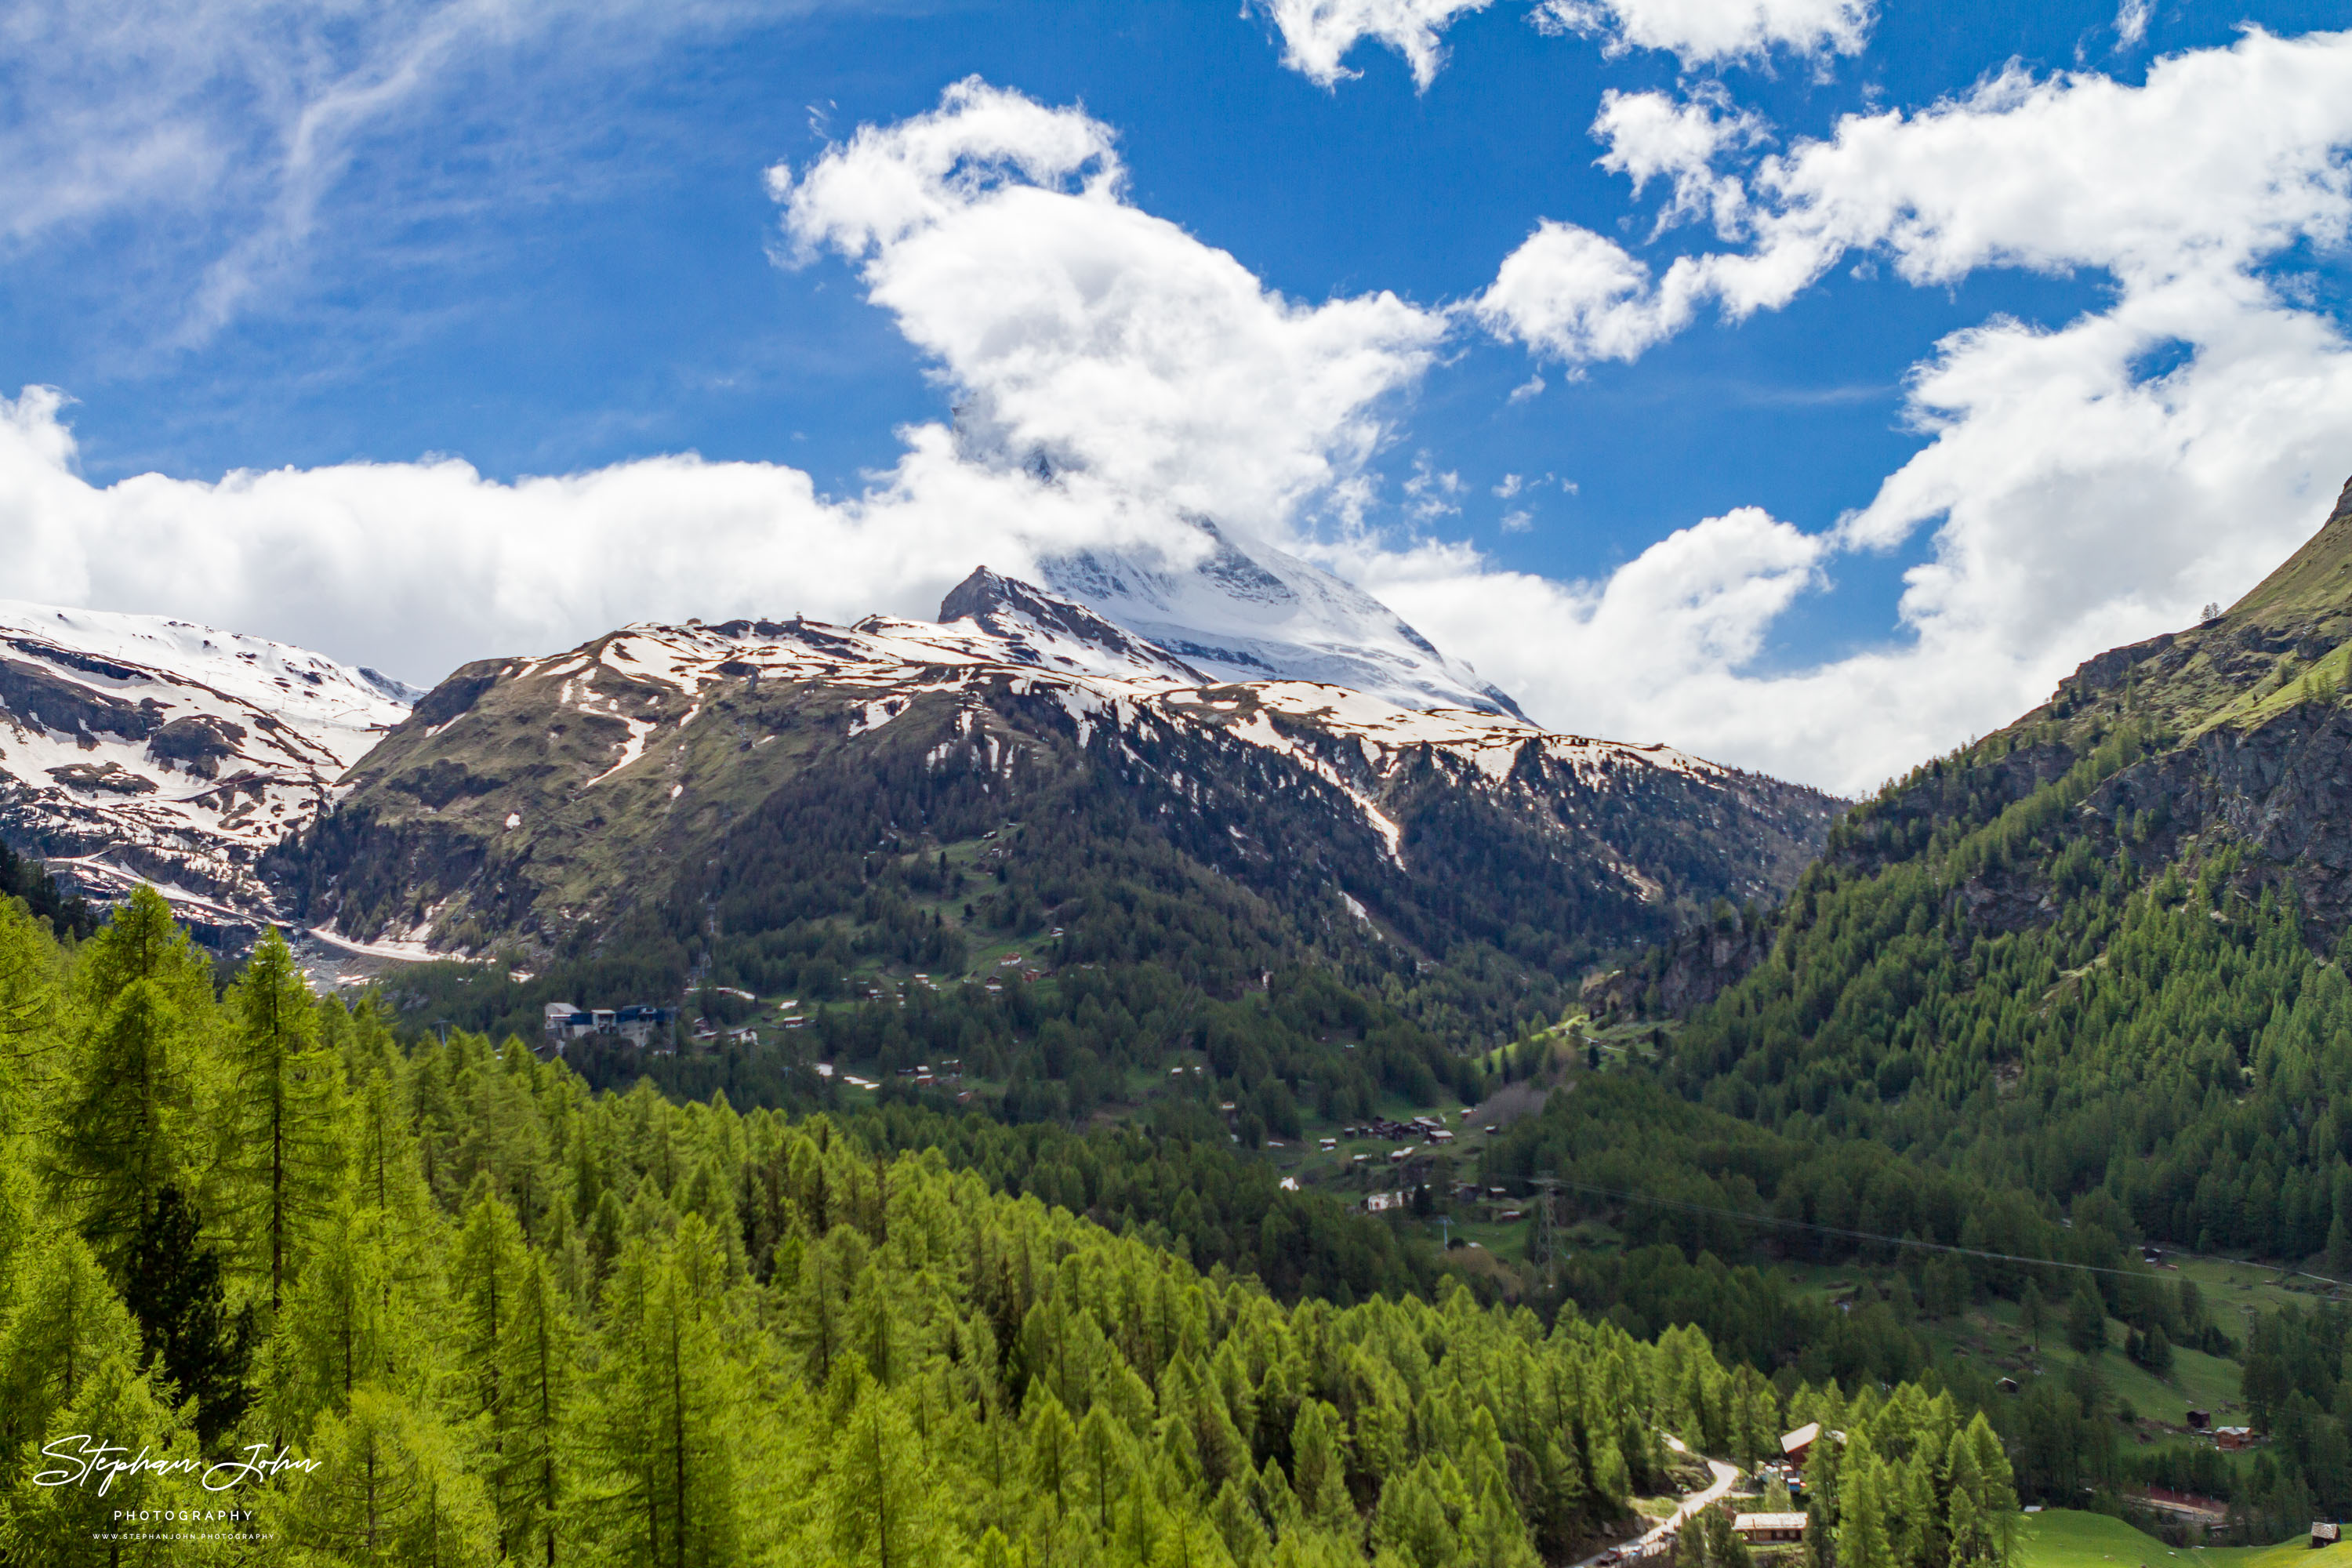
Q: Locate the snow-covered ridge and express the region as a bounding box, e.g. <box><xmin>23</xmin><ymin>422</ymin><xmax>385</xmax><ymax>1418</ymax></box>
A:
<box><xmin>0</xmin><ymin>575</ymin><xmax>1772</xmax><ymax>938</ymax></box>
<box><xmin>1037</xmin><ymin>520</ymin><xmax>1528</xmax><ymax>719</ymax></box>
<box><xmin>0</xmin><ymin>600</ymin><xmax>416</xmax><ymax>913</ymax></box>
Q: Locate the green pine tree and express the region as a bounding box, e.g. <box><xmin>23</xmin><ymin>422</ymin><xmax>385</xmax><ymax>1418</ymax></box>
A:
<box><xmin>273</xmin><ymin>1386</ymin><xmax>499</xmax><ymax>1566</ymax></box>
<box><xmin>827</xmin><ymin>1381</ymin><xmax>946</xmax><ymax>1567</ymax></box>
<box><xmin>499</xmin><ymin>1248</ymin><xmax>574</xmax><ymax>1566</ymax></box>
<box><xmin>573</xmin><ymin>1228</ymin><xmax>744</xmax><ymax>1568</ymax></box>
<box><xmin>1835</xmin><ymin>1438</ymin><xmax>1895</xmax><ymax>1568</ymax></box>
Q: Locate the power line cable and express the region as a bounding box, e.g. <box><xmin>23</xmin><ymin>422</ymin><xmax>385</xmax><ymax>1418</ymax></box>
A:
<box><xmin>1498</xmin><ymin>1173</ymin><xmax>2171</xmax><ymax>1279</ymax></box>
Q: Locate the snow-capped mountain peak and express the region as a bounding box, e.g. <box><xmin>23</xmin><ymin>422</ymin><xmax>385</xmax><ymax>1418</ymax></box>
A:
<box><xmin>1036</xmin><ymin>517</ymin><xmax>1526</xmax><ymax>719</ymax></box>
<box><xmin>934</xmin><ymin>567</ymin><xmax>1208</xmax><ymax>686</ymax></box>
<box><xmin>281</xmin><ymin>570</ymin><xmax>1837</xmax><ymax>957</ymax></box>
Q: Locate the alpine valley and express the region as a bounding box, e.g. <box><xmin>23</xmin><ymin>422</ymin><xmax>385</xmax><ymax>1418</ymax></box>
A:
<box><xmin>20</xmin><ymin>488</ymin><xmax>2352</xmax><ymax>1563</ymax></box>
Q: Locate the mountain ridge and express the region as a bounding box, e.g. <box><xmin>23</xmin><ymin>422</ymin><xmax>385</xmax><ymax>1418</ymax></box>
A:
<box><xmin>267</xmin><ymin>572</ymin><xmax>1838</xmax><ymax>980</ymax></box>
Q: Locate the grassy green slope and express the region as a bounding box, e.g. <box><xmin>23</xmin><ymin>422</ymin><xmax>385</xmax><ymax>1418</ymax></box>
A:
<box><xmin>2017</xmin><ymin>1511</ymin><xmax>2352</xmax><ymax>1568</ymax></box>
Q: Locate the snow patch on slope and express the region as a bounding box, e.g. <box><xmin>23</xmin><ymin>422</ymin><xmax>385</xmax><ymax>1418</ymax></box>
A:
<box><xmin>0</xmin><ymin>600</ymin><xmax>415</xmax><ymax>913</ymax></box>
<box><xmin>521</xmin><ymin>573</ymin><xmax>1724</xmax><ymax>866</ymax></box>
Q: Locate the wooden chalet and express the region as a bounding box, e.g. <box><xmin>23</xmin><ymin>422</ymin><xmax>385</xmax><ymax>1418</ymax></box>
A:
<box><xmin>1734</xmin><ymin>1514</ymin><xmax>1809</xmax><ymax>1545</ymax></box>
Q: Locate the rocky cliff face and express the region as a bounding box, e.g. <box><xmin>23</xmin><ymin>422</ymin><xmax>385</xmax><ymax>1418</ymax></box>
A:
<box><xmin>268</xmin><ymin>573</ymin><xmax>1842</xmax><ymax>975</ymax></box>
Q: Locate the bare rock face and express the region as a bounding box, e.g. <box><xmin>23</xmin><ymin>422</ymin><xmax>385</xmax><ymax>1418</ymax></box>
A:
<box><xmin>1581</xmin><ymin>904</ymin><xmax>1779</xmax><ymax>1022</ymax></box>
<box><xmin>146</xmin><ymin>715</ymin><xmax>250</xmax><ymax>779</ymax></box>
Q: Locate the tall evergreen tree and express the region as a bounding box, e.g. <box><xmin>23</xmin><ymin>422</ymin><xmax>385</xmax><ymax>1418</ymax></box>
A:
<box><xmin>274</xmin><ymin>1386</ymin><xmax>499</xmax><ymax>1566</ymax></box>
<box><xmin>575</xmin><ymin>1225</ymin><xmax>744</xmax><ymax>1568</ymax></box>
<box><xmin>499</xmin><ymin>1249</ymin><xmax>574</xmax><ymax>1568</ymax></box>
<box><xmin>0</xmin><ymin>1351</ymin><xmax>198</xmax><ymax>1566</ymax></box>
<box><xmin>1836</xmin><ymin>1437</ymin><xmax>1896</xmax><ymax>1568</ymax></box>
<box><xmin>453</xmin><ymin>1181</ymin><xmax>532</xmax><ymax>1553</ymax></box>
<box><xmin>74</xmin><ymin>886</ymin><xmax>212</xmax><ymax>1017</ymax></box>
<box><xmin>0</xmin><ymin>897</ymin><xmax>62</xmax><ymax>1140</ymax></box>
<box><xmin>0</xmin><ymin>1229</ymin><xmax>145</xmax><ymax>1487</ymax></box>
<box><xmin>829</xmin><ymin>1381</ymin><xmax>947</xmax><ymax>1567</ymax></box>
<box><xmin>52</xmin><ymin>979</ymin><xmax>191</xmax><ymax>1273</ymax></box>
<box><xmin>221</xmin><ymin>927</ymin><xmax>344</xmax><ymax>1312</ymax></box>
<box><xmin>2064</xmin><ymin>1286</ymin><xmax>2108</xmax><ymax>1357</ymax></box>
<box><xmin>118</xmin><ymin>1182</ymin><xmax>254</xmax><ymax>1449</ymax></box>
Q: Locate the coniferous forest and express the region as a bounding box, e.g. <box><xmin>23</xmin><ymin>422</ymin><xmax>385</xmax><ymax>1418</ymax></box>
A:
<box><xmin>0</xmin><ymin>885</ymin><xmax>2024</xmax><ymax>1566</ymax></box>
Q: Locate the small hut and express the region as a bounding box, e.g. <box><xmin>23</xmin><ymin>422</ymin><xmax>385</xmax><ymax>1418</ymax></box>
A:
<box><xmin>1734</xmin><ymin>1515</ymin><xmax>1809</xmax><ymax>1546</ymax></box>
<box><xmin>2311</xmin><ymin>1523</ymin><xmax>2339</xmax><ymax>1549</ymax></box>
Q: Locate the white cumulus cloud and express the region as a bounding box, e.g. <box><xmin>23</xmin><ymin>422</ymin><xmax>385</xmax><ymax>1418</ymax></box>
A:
<box><xmin>1533</xmin><ymin>0</ymin><xmax>1870</xmax><ymax>66</ymax></box>
<box><xmin>1254</xmin><ymin>0</ymin><xmax>1498</xmax><ymax>89</ymax></box>
<box><xmin>1256</xmin><ymin>0</ymin><xmax>1871</xmax><ymax>84</ymax></box>
<box><xmin>1592</xmin><ymin>85</ymin><xmax>1762</xmax><ymax>235</ymax></box>
<box><xmin>774</xmin><ymin>78</ymin><xmax>1446</xmax><ymax>537</ymax></box>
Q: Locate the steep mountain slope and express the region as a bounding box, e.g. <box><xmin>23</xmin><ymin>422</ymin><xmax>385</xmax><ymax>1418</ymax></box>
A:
<box><xmin>1817</xmin><ymin>474</ymin><xmax>2352</xmax><ymax>930</ymax></box>
<box><xmin>0</xmin><ymin>600</ymin><xmax>416</xmax><ymax>914</ymax></box>
<box><xmin>270</xmin><ymin>571</ymin><xmax>1838</xmax><ymax>1000</ymax></box>
<box><xmin>1662</xmin><ymin>474</ymin><xmax>2352</xmax><ymax>1261</ymax></box>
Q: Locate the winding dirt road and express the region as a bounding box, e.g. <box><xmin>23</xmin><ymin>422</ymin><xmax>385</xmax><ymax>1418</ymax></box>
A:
<box><xmin>1574</xmin><ymin>1436</ymin><xmax>1743</xmax><ymax>1568</ymax></box>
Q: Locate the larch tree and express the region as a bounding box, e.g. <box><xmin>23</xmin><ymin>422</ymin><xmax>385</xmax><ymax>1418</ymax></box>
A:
<box><xmin>221</xmin><ymin>927</ymin><xmax>345</xmax><ymax>1314</ymax></box>
<box><xmin>0</xmin><ymin>1351</ymin><xmax>198</xmax><ymax>1567</ymax></box>
<box><xmin>452</xmin><ymin>1182</ymin><xmax>531</xmax><ymax>1552</ymax></box>
<box><xmin>499</xmin><ymin>1248</ymin><xmax>575</xmax><ymax>1568</ymax></box>
<box><xmin>274</xmin><ymin>1386</ymin><xmax>499</xmax><ymax>1568</ymax></box>
<box><xmin>0</xmin><ymin>898</ymin><xmax>62</xmax><ymax>1140</ymax></box>
<box><xmin>0</xmin><ymin>1229</ymin><xmax>145</xmax><ymax>1488</ymax></box>
<box><xmin>574</xmin><ymin>1231</ymin><xmax>744</xmax><ymax>1568</ymax></box>
<box><xmin>828</xmin><ymin>1381</ymin><xmax>946</xmax><ymax>1568</ymax></box>
<box><xmin>52</xmin><ymin>979</ymin><xmax>191</xmax><ymax>1273</ymax></box>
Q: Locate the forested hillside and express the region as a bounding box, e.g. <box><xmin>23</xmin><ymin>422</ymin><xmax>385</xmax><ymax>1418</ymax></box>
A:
<box><xmin>1484</xmin><ymin>481</ymin><xmax>2352</xmax><ymax>1540</ymax></box>
<box><xmin>1657</xmin><ymin>481</ymin><xmax>2352</xmax><ymax>1261</ymax></box>
<box><xmin>0</xmin><ymin>887</ymin><xmax>2016</xmax><ymax>1566</ymax></box>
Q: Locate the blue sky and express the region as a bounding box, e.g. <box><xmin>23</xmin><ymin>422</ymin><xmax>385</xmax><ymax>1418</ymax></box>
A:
<box><xmin>5</xmin><ymin>0</ymin><xmax>2352</xmax><ymax>789</ymax></box>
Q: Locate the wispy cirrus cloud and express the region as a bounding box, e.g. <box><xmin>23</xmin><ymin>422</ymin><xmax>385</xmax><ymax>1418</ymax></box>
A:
<box><xmin>0</xmin><ymin>0</ymin><xmax>820</xmax><ymax>347</ymax></box>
